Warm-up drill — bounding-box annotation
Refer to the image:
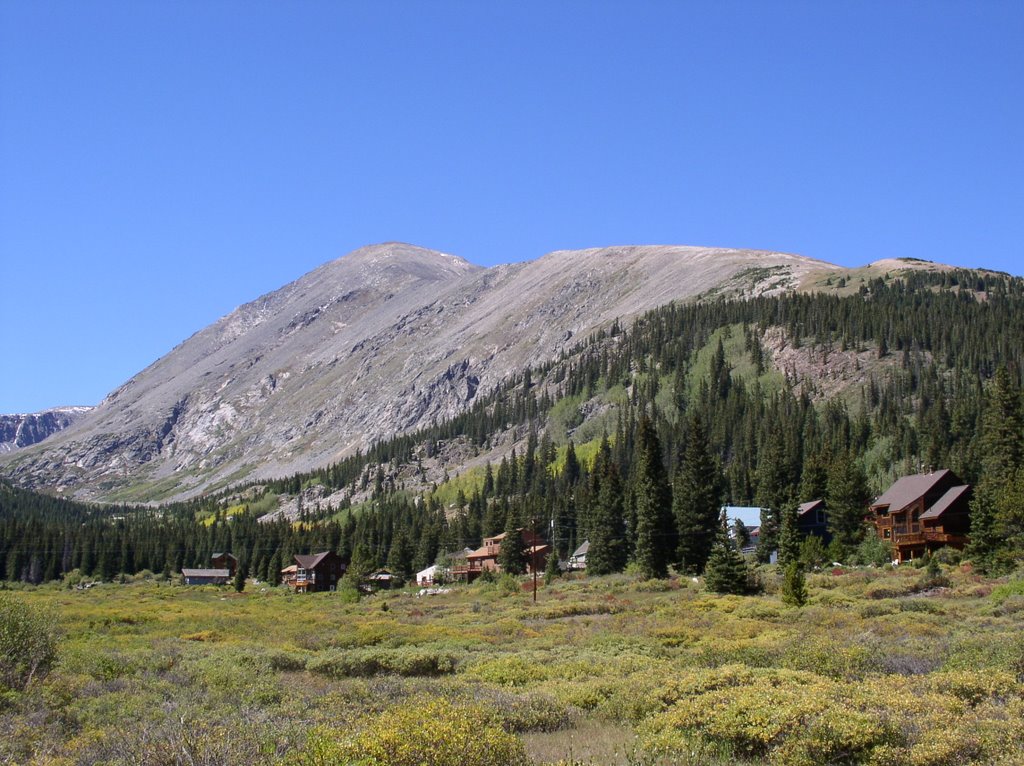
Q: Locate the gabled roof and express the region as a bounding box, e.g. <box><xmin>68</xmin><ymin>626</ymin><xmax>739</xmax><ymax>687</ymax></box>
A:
<box><xmin>466</xmin><ymin>544</ymin><xmax>495</xmax><ymax>560</ymax></box>
<box><xmin>571</xmin><ymin>540</ymin><xmax>590</xmax><ymax>558</ymax></box>
<box><xmin>920</xmin><ymin>485</ymin><xmax>971</xmax><ymax>520</ymax></box>
<box><xmin>295</xmin><ymin>551</ymin><xmax>334</xmax><ymax>569</ymax></box>
<box><xmin>280</xmin><ymin>564</ymin><xmax>298</xmax><ymax>574</ymax></box>
<box><xmin>181</xmin><ymin>568</ymin><xmax>230</xmax><ymax>578</ymax></box>
<box><xmin>798</xmin><ymin>499</ymin><xmax>825</xmax><ymax>517</ymax></box>
<box><xmin>211</xmin><ymin>552</ymin><xmax>237</xmax><ymax>559</ymax></box>
<box><xmin>871</xmin><ymin>470</ymin><xmax>952</xmax><ymax>511</ymax></box>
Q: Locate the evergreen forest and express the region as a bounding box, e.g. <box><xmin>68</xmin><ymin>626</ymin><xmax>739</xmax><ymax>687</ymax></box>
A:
<box><xmin>3</xmin><ymin>267</ymin><xmax>1024</xmax><ymax>584</ymax></box>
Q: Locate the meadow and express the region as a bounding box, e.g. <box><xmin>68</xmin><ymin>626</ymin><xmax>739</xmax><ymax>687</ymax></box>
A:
<box><xmin>2</xmin><ymin>562</ymin><xmax>1024</xmax><ymax>766</ymax></box>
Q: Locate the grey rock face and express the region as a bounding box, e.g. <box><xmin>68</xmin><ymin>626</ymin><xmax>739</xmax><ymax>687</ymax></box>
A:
<box><xmin>0</xmin><ymin>242</ymin><xmax>831</xmax><ymax>502</ymax></box>
<box><xmin>0</xmin><ymin>407</ymin><xmax>93</xmax><ymax>454</ymax></box>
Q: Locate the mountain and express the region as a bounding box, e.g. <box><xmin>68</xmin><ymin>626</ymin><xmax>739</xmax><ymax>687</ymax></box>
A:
<box><xmin>0</xmin><ymin>242</ymin><xmax>843</xmax><ymax>502</ymax></box>
<box><xmin>0</xmin><ymin>407</ymin><xmax>93</xmax><ymax>454</ymax></box>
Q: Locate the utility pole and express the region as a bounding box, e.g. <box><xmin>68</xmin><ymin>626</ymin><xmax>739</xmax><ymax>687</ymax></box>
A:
<box><xmin>531</xmin><ymin>516</ymin><xmax>538</xmax><ymax>602</ymax></box>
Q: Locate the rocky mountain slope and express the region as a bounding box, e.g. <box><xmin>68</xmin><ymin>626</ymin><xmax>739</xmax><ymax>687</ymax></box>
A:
<box><xmin>0</xmin><ymin>407</ymin><xmax>93</xmax><ymax>454</ymax></box>
<box><xmin>0</xmin><ymin>242</ymin><xmax>837</xmax><ymax>502</ymax></box>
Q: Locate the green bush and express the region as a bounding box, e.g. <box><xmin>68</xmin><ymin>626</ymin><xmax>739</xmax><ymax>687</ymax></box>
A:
<box><xmin>292</xmin><ymin>697</ymin><xmax>529</xmax><ymax>766</ymax></box>
<box><xmin>306</xmin><ymin>647</ymin><xmax>458</xmax><ymax>678</ymax></box>
<box><xmin>0</xmin><ymin>593</ymin><xmax>59</xmax><ymax>692</ymax></box>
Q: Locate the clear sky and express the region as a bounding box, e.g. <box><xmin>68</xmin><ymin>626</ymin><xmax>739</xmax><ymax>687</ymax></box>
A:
<box><xmin>1</xmin><ymin>1</ymin><xmax>1022</xmax><ymax>413</ymax></box>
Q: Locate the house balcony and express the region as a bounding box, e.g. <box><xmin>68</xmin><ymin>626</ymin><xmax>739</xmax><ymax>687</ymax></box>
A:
<box><xmin>893</xmin><ymin>530</ymin><xmax>966</xmax><ymax>546</ymax></box>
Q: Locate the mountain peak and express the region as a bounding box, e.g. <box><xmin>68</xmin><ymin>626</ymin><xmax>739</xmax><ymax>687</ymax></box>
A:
<box><xmin>336</xmin><ymin>242</ymin><xmax>481</xmax><ymax>274</ymax></box>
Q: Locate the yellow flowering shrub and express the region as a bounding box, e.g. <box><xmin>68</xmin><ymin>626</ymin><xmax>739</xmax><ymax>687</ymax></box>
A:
<box><xmin>295</xmin><ymin>697</ymin><xmax>529</xmax><ymax>766</ymax></box>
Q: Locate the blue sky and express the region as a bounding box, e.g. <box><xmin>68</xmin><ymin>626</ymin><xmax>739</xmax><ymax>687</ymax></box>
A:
<box><xmin>1</xmin><ymin>1</ymin><xmax>1022</xmax><ymax>413</ymax></box>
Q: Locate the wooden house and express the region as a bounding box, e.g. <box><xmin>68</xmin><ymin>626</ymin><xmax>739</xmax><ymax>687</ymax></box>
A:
<box><xmin>181</xmin><ymin>568</ymin><xmax>231</xmax><ymax>586</ymax></box>
<box><xmin>210</xmin><ymin>552</ymin><xmax>238</xmax><ymax>576</ymax></box>
<box><xmin>797</xmin><ymin>499</ymin><xmax>830</xmax><ymax>543</ymax></box>
<box><xmin>281</xmin><ymin>551</ymin><xmax>346</xmax><ymax>592</ymax></box>
<box><xmin>452</xmin><ymin>529</ymin><xmax>549</xmax><ymax>582</ymax></box>
<box><xmin>870</xmin><ymin>469</ymin><xmax>972</xmax><ymax>563</ymax></box>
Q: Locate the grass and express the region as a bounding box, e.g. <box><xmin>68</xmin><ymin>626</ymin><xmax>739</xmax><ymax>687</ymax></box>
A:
<box><xmin>2</xmin><ymin>561</ymin><xmax>1024</xmax><ymax>765</ymax></box>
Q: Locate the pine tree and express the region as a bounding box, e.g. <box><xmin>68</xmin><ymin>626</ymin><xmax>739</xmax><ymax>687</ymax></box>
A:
<box><xmin>631</xmin><ymin>415</ymin><xmax>674</xmax><ymax>579</ymax></box>
<box><xmin>543</xmin><ymin>544</ymin><xmax>560</xmax><ymax>585</ymax></box>
<box><xmin>673</xmin><ymin>414</ymin><xmax>723</xmax><ymax>575</ymax></box>
<box><xmin>497</xmin><ymin>515</ymin><xmax>527</xmax><ymax>576</ymax></box>
<box><xmin>587</xmin><ymin>443</ymin><xmax>627</xmax><ymax>575</ymax></box>
<box><xmin>825</xmin><ymin>453</ymin><xmax>871</xmax><ymax>556</ymax></box>
<box><xmin>233</xmin><ymin>559</ymin><xmax>248</xmax><ymax>592</ymax></box>
<box><xmin>968</xmin><ymin>367</ymin><xmax>1024</xmax><ymax>571</ymax></box>
<box><xmin>703</xmin><ymin>512</ymin><xmax>749</xmax><ymax>595</ymax></box>
<box><xmin>777</xmin><ymin>501</ymin><xmax>801</xmax><ymax>567</ymax></box>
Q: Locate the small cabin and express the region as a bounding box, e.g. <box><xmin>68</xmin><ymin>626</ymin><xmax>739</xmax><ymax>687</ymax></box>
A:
<box><xmin>181</xmin><ymin>568</ymin><xmax>231</xmax><ymax>586</ymax></box>
<box><xmin>567</xmin><ymin>540</ymin><xmax>589</xmax><ymax>570</ymax></box>
<box><xmin>210</xmin><ymin>552</ymin><xmax>238</xmax><ymax>576</ymax></box>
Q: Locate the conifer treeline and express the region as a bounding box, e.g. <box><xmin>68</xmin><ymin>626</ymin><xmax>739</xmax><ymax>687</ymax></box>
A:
<box><xmin>2</xmin><ymin>268</ymin><xmax>1023</xmax><ymax>582</ymax></box>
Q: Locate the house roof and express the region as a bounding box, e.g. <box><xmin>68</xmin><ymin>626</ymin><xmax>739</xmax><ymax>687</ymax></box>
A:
<box><xmin>872</xmin><ymin>470</ymin><xmax>952</xmax><ymax>511</ymax></box>
<box><xmin>417</xmin><ymin>565</ymin><xmax>438</xmax><ymax>577</ymax></box>
<box><xmin>571</xmin><ymin>540</ymin><xmax>590</xmax><ymax>558</ymax></box>
<box><xmin>211</xmin><ymin>552</ymin><xmax>237</xmax><ymax>559</ymax></box>
<box><xmin>920</xmin><ymin>485</ymin><xmax>971</xmax><ymax>520</ymax></box>
<box><xmin>295</xmin><ymin>551</ymin><xmax>334</xmax><ymax>569</ymax></box>
<box><xmin>280</xmin><ymin>564</ymin><xmax>298</xmax><ymax>574</ymax></box>
<box><xmin>798</xmin><ymin>499</ymin><xmax>825</xmax><ymax>517</ymax></box>
<box><xmin>181</xmin><ymin>568</ymin><xmax>230</xmax><ymax>578</ymax></box>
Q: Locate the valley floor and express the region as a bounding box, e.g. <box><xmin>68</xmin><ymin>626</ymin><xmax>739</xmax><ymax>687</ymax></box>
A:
<box><xmin>3</xmin><ymin>563</ymin><xmax>1024</xmax><ymax>765</ymax></box>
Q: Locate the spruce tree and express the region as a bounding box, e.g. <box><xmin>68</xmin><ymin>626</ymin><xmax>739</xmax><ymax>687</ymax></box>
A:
<box><xmin>587</xmin><ymin>443</ymin><xmax>628</xmax><ymax>575</ymax></box>
<box><xmin>968</xmin><ymin>366</ymin><xmax>1024</xmax><ymax>571</ymax></box>
<box><xmin>233</xmin><ymin>559</ymin><xmax>248</xmax><ymax>592</ymax></box>
<box><xmin>673</xmin><ymin>414</ymin><xmax>723</xmax><ymax>575</ymax></box>
<box><xmin>497</xmin><ymin>515</ymin><xmax>527</xmax><ymax>576</ymax></box>
<box><xmin>777</xmin><ymin>501</ymin><xmax>801</xmax><ymax>567</ymax></box>
<box><xmin>703</xmin><ymin>512</ymin><xmax>749</xmax><ymax>595</ymax></box>
<box><xmin>631</xmin><ymin>415</ymin><xmax>674</xmax><ymax>579</ymax></box>
<box><xmin>825</xmin><ymin>453</ymin><xmax>871</xmax><ymax>556</ymax></box>
<box><xmin>543</xmin><ymin>544</ymin><xmax>560</xmax><ymax>585</ymax></box>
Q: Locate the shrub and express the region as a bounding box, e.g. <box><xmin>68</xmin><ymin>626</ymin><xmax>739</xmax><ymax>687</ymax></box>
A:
<box><xmin>465</xmin><ymin>654</ymin><xmax>548</xmax><ymax>686</ymax></box>
<box><xmin>853</xmin><ymin>534</ymin><xmax>894</xmax><ymax>567</ymax></box>
<box><xmin>294</xmin><ymin>697</ymin><xmax>529</xmax><ymax>766</ymax></box>
<box><xmin>781</xmin><ymin>562</ymin><xmax>807</xmax><ymax>607</ymax></box>
<box><xmin>0</xmin><ymin>593</ymin><xmax>59</xmax><ymax>692</ymax></box>
<box><xmin>306</xmin><ymin>647</ymin><xmax>458</xmax><ymax>678</ymax></box>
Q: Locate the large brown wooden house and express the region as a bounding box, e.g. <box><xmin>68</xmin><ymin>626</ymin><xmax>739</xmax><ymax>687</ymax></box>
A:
<box><xmin>452</xmin><ymin>529</ymin><xmax>550</xmax><ymax>582</ymax></box>
<box><xmin>869</xmin><ymin>469</ymin><xmax>972</xmax><ymax>563</ymax></box>
<box><xmin>281</xmin><ymin>551</ymin><xmax>346</xmax><ymax>593</ymax></box>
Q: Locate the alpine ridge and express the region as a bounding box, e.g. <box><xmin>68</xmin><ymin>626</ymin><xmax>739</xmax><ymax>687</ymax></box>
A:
<box><xmin>2</xmin><ymin>242</ymin><xmax>849</xmax><ymax>501</ymax></box>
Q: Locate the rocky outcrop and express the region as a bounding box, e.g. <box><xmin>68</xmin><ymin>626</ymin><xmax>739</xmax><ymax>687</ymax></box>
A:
<box><xmin>0</xmin><ymin>407</ymin><xmax>93</xmax><ymax>454</ymax></box>
<box><xmin>0</xmin><ymin>242</ymin><xmax>832</xmax><ymax>502</ymax></box>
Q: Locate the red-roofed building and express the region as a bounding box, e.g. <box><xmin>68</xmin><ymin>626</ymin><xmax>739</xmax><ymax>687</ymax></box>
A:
<box><xmin>869</xmin><ymin>470</ymin><xmax>972</xmax><ymax>563</ymax></box>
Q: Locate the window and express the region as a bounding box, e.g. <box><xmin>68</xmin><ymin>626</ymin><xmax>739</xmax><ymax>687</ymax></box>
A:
<box><xmin>883</xmin><ymin>529</ymin><xmax>891</xmax><ymax>539</ymax></box>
